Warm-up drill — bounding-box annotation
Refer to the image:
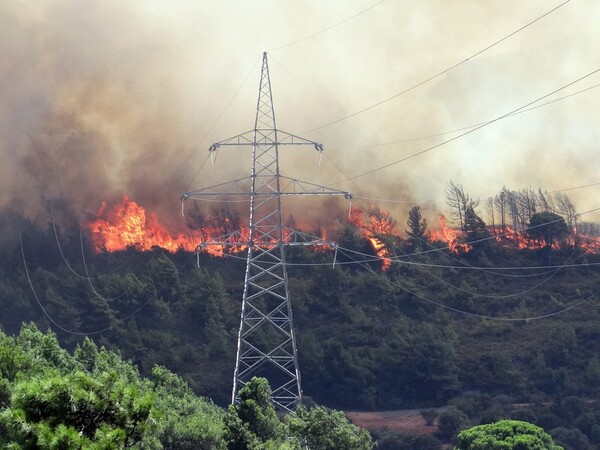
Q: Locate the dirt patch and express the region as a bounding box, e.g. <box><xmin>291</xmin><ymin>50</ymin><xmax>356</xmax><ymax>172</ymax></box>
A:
<box><xmin>345</xmin><ymin>409</ymin><xmax>437</xmax><ymax>435</ymax></box>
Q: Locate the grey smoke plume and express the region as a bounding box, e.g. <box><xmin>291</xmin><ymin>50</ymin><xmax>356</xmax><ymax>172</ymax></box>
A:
<box><xmin>2</xmin><ymin>1</ymin><xmax>600</xmax><ymax>231</ymax></box>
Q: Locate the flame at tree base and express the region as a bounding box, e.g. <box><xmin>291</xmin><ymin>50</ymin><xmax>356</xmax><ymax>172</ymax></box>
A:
<box><xmin>87</xmin><ymin>196</ymin><xmax>200</xmax><ymax>253</ymax></box>
<box><xmin>429</xmin><ymin>215</ymin><xmax>472</xmax><ymax>254</ymax></box>
<box><xmin>348</xmin><ymin>208</ymin><xmax>393</xmax><ymax>270</ymax></box>
<box><xmin>86</xmin><ymin>198</ymin><xmax>600</xmax><ymax>265</ymax></box>
<box><xmin>86</xmin><ymin>197</ymin><xmax>330</xmax><ymax>256</ymax></box>
<box><xmin>87</xmin><ymin>200</ymin><xmax>397</xmax><ymax>271</ymax></box>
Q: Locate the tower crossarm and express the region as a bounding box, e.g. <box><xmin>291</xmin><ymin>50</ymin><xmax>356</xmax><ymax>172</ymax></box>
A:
<box><xmin>209</xmin><ymin>130</ymin><xmax>323</xmax><ymax>152</ymax></box>
<box><xmin>181</xmin><ymin>176</ymin><xmax>352</xmax><ymax>201</ymax></box>
<box><xmin>196</xmin><ymin>229</ymin><xmax>338</xmax><ymax>251</ymax></box>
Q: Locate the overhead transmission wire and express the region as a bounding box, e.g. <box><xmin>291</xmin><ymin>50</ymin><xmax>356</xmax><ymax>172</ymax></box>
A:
<box><xmin>49</xmin><ymin>198</ymin><xmax>136</xmax><ymax>281</ymax></box>
<box><xmin>182</xmin><ymin>70</ymin><xmax>600</xmax><ymax>207</ymax></box>
<box><xmin>78</xmin><ymin>203</ymin><xmax>126</xmax><ymax>303</ymax></box>
<box><xmin>303</xmin><ymin>0</ymin><xmax>571</xmax><ymax>134</ymax></box>
<box><xmin>381</xmin><ymin>205</ymin><xmax>600</xmax><ymax>260</ymax></box>
<box><xmin>350</xmin><ymin>192</ymin><xmax>424</xmax><ymax>205</ymax></box>
<box><xmin>160</xmin><ymin>56</ymin><xmax>261</xmax><ymax>191</ymax></box>
<box><xmin>268</xmin><ymin>55</ymin><xmax>367</xmax><ymax>195</ymax></box>
<box><xmin>39</xmin><ymin>131</ymin><xmax>138</xmax><ymax>283</ymax></box>
<box><xmin>258</xmin><ymin>75</ymin><xmax>600</xmax><ymax>278</ymax></box>
<box><xmin>22</xmin><ymin>64</ymin><xmax>249</xmax><ymax>319</ymax></box>
<box><xmin>292</xmin><ymin>88</ymin><xmax>599</xmax><ymax>279</ymax></box>
<box><xmin>22</xmin><ymin>119</ymin><xmax>201</xmax><ymax>333</ymax></box>
<box><xmin>18</xmin><ymin>218</ymin><xmax>194</xmax><ymax>336</ymax></box>
<box><xmin>270</xmin><ymin>24</ymin><xmax>600</xmax><ymax>207</ymax></box>
<box><xmin>337</xmin><ymin>243</ymin><xmax>555</xmax><ymax>278</ymax></box>
<box><xmin>335</xmin><ymin>206</ymin><xmax>600</xmax><ymax>281</ymax></box>
<box><xmin>272</xmin><ymin>56</ymin><xmax>600</xmax><ymax>216</ymax></box>
<box><xmin>34</xmin><ymin>54</ymin><xmax>259</xmax><ymax>327</ymax></box>
<box><xmin>327</xmin><ymin>80</ymin><xmax>600</xmax><ymax>149</ymax></box>
<box><xmin>346</xmin><ymin>168</ymin><xmax>600</xmax><ymax>216</ymax></box>
<box><xmin>337</xmin><ymin>246</ymin><xmax>600</xmax><ymax>322</ymax></box>
<box><xmin>318</xmin><ymin>140</ymin><xmax>600</xmax><ymax>280</ymax></box>
<box><xmin>215</xmin><ymin>203</ymin><xmax>600</xmax><ymax>273</ymax></box>
<box><xmin>550</xmin><ymin>180</ymin><xmax>600</xmax><ymax>194</ymax></box>
<box><xmin>271</xmin><ymin>29</ymin><xmax>600</xmax><ymax>204</ymax></box>
<box><xmin>327</xmin><ymin>66</ymin><xmax>600</xmax><ymax>186</ymax></box>
<box><xmin>269</xmin><ymin>0</ymin><xmax>386</xmax><ymax>52</ymax></box>
<box><xmin>331</xmin><ymin>245</ymin><xmax>600</xmax><ymax>272</ymax></box>
<box><xmin>390</xmin><ymin>232</ymin><xmax>581</xmax><ymax>298</ymax></box>
<box><xmin>184</xmin><ymin>152</ymin><xmax>211</xmax><ymax>192</ymax></box>
<box><xmin>216</xmin><ymin>237</ymin><xmax>600</xmax><ymax>293</ymax></box>
<box><xmin>197</xmin><ymin>200</ymin><xmax>600</xmax><ymax>310</ymax></box>
<box><xmin>34</xmin><ymin>59</ymin><xmax>261</xmax><ymax>331</ymax></box>
<box><xmin>371</xmin><ymin>243</ymin><xmax>561</xmax><ymax>302</ymax></box>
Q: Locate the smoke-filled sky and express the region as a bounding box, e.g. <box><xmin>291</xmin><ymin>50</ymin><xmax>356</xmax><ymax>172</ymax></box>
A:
<box><xmin>2</xmin><ymin>0</ymin><xmax>600</xmax><ymax>227</ymax></box>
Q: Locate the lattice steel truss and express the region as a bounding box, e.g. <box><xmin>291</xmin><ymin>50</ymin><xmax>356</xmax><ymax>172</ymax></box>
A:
<box><xmin>182</xmin><ymin>52</ymin><xmax>351</xmax><ymax>411</ymax></box>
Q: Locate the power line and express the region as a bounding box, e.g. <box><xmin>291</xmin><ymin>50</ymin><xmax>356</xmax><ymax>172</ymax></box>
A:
<box><xmin>184</xmin><ymin>153</ymin><xmax>211</xmax><ymax>192</ymax></box>
<box><xmin>269</xmin><ymin>0</ymin><xmax>386</xmax><ymax>52</ymax></box>
<box><xmin>327</xmin><ymin>81</ymin><xmax>600</xmax><ymax>149</ymax></box>
<box><xmin>218</xmin><ymin>240</ymin><xmax>600</xmax><ymax>274</ymax></box>
<box><xmin>160</xmin><ymin>57</ymin><xmax>260</xmax><ymax>191</ymax></box>
<box><xmin>329</xmin><ymin>173</ymin><xmax>600</xmax><ymax>210</ymax></box>
<box><xmin>327</xmin><ymin>67</ymin><xmax>600</xmax><ymax>185</ymax></box>
<box><xmin>338</xmin><ymin>247</ymin><xmax>599</xmax><ymax>321</ymax></box>
<box><xmin>351</xmin><ymin>194</ymin><xmax>424</xmax><ymax>204</ymax></box>
<box><xmin>337</xmin><ymin>245</ymin><xmax>558</xmax><ymax>279</ymax></box>
<box><xmin>549</xmin><ymin>180</ymin><xmax>600</xmax><ymax>194</ymax></box>
<box><xmin>18</xmin><ymin>218</ymin><xmax>192</xmax><ymax>336</ymax></box>
<box><xmin>395</xmin><ymin>243</ymin><xmax>580</xmax><ymax>299</ymax></box>
<box><xmin>304</xmin><ymin>0</ymin><xmax>571</xmax><ymax>133</ymax></box>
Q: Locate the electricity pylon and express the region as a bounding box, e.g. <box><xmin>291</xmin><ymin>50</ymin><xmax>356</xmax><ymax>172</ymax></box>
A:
<box><xmin>182</xmin><ymin>52</ymin><xmax>351</xmax><ymax>411</ymax></box>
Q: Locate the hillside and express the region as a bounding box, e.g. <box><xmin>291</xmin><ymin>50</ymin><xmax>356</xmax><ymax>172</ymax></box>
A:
<box><xmin>2</xmin><ymin>209</ymin><xmax>600</xmax><ymax>447</ymax></box>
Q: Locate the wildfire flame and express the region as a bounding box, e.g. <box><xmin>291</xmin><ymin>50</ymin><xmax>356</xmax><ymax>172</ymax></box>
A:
<box><xmin>87</xmin><ymin>197</ymin><xmax>330</xmax><ymax>256</ymax></box>
<box><xmin>86</xmin><ymin>197</ymin><xmax>600</xmax><ymax>261</ymax></box>
<box><xmin>348</xmin><ymin>208</ymin><xmax>393</xmax><ymax>270</ymax></box>
<box><xmin>429</xmin><ymin>215</ymin><xmax>472</xmax><ymax>254</ymax></box>
<box><xmin>86</xmin><ymin>196</ymin><xmax>203</xmax><ymax>253</ymax></box>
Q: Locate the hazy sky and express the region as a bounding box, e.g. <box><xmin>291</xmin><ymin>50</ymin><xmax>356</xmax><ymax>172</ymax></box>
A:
<box><xmin>2</xmin><ymin>0</ymin><xmax>600</xmax><ymax>225</ymax></box>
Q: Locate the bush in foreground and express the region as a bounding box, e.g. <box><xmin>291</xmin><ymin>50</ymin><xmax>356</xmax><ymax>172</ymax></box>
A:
<box><xmin>454</xmin><ymin>419</ymin><xmax>563</xmax><ymax>450</ymax></box>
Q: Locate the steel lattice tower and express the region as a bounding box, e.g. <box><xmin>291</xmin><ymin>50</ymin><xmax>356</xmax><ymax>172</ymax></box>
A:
<box><xmin>182</xmin><ymin>52</ymin><xmax>351</xmax><ymax>411</ymax></box>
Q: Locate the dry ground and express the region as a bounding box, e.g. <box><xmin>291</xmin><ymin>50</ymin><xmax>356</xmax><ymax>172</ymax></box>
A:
<box><xmin>345</xmin><ymin>409</ymin><xmax>437</xmax><ymax>435</ymax></box>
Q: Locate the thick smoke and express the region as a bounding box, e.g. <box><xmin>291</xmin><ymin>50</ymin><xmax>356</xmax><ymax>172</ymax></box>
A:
<box><xmin>2</xmin><ymin>1</ymin><xmax>600</xmax><ymax>234</ymax></box>
<box><xmin>0</xmin><ymin>2</ymin><xmax>357</xmax><ymax>232</ymax></box>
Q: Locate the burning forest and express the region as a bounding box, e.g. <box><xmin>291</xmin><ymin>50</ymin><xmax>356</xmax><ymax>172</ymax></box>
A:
<box><xmin>82</xmin><ymin>184</ymin><xmax>600</xmax><ymax>273</ymax></box>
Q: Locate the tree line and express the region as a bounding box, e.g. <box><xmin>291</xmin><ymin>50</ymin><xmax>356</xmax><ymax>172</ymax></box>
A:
<box><xmin>2</xmin><ymin>181</ymin><xmax>600</xmax><ymax>447</ymax></box>
<box><xmin>0</xmin><ymin>323</ymin><xmax>371</xmax><ymax>449</ymax></box>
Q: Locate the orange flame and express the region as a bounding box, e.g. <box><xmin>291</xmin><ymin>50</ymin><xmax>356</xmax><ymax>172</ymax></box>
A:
<box><xmin>348</xmin><ymin>208</ymin><xmax>392</xmax><ymax>270</ymax></box>
<box><xmin>87</xmin><ymin>197</ymin><xmax>330</xmax><ymax>255</ymax></box>
<box><xmin>87</xmin><ymin>198</ymin><xmax>600</xmax><ymax>260</ymax></box>
<box><xmin>429</xmin><ymin>215</ymin><xmax>472</xmax><ymax>254</ymax></box>
<box><xmin>494</xmin><ymin>226</ymin><xmax>540</xmax><ymax>250</ymax></box>
<box><xmin>86</xmin><ymin>196</ymin><xmax>203</xmax><ymax>253</ymax></box>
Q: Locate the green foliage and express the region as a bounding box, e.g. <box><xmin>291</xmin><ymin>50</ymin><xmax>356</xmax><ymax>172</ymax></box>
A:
<box><xmin>454</xmin><ymin>420</ymin><xmax>563</xmax><ymax>450</ymax></box>
<box><xmin>151</xmin><ymin>365</ymin><xmax>226</xmax><ymax>449</ymax></box>
<box><xmin>286</xmin><ymin>405</ymin><xmax>372</xmax><ymax>450</ymax></box>
<box><xmin>0</xmin><ymin>324</ymin><xmax>228</xmax><ymax>449</ymax></box>
<box><xmin>222</xmin><ymin>378</ymin><xmax>373</xmax><ymax>450</ymax></box>
<box><xmin>462</xmin><ymin>205</ymin><xmax>491</xmax><ymax>255</ymax></box>
<box><xmin>224</xmin><ymin>377</ymin><xmax>286</xmax><ymax>449</ymax></box>
<box><xmin>7</xmin><ymin>208</ymin><xmax>600</xmax><ymax>444</ymax></box>
<box><xmin>549</xmin><ymin>427</ymin><xmax>589</xmax><ymax>450</ymax></box>
<box><xmin>406</xmin><ymin>206</ymin><xmax>429</xmax><ymax>251</ymax></box>
<box><xmin>375</xmin><ymin>431</ymin><xmax>442</xmax><ymax>450</ymax></box>
<box><xmin>436</xmin><ymin>407</ymin><xmax>468</xmax><ymax>441</ymax></box>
